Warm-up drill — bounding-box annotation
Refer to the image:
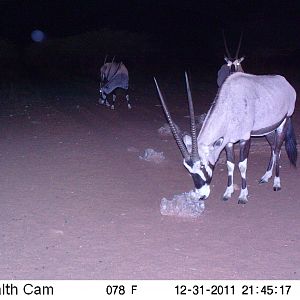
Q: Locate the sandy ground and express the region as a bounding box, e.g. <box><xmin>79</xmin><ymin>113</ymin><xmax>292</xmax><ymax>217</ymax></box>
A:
<box><xmin>0</xmin><ymin>77</ymin><xmax>299</xmax><ymax>280</ymax></box>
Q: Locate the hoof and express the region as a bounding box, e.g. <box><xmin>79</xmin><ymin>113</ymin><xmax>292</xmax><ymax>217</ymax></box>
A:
<box><xmin>222</xmin><ymin>196</ymin><xmax>230</xmax><ymax>201</ymax></box>
<box><xmin>238</xmin><ymin>198</ymin><xmax>248</xmax><ymax>204</ymax></box>
<box><xmin>127</xmin><ymin>104</ymin><xmax>132</xmax><ymax>109</ymax></box>
<box><xmin>259</xmin><ymin>178</ymin><xmax>268</xmax><ymax>184</ymax></box>
<box><xmin>110</xmin><ymin>105</ymin><xmax>115</xmax><ymax>110</ymax></box>
<box><xmin>273</xmin><ymin>186</ymin><xmax>281</xmax><ymax>191</ymax></box>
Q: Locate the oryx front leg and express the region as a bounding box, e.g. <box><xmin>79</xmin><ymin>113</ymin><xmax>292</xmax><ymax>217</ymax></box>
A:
<box><xmin>223</xmin><ymin>143</ymin><xmax>235</xmax><ymax>201</ymax></box>
<box><xmin>126</xmin><ymin>94</ymin><xmax>132</xmax><ymax>109</ymax></box>
<box><xmin>111</xmin><ymin>94</ymin><xmax>116</xmax><ymax>110</ymax></box>
<box><xmin>99</xmin><ymin>93</ymin><xmax>111</xmax><ymax>108</ymax></box>
<box><xmin>238</xmin><ymin>139</ymin><xmax>251</xmax><ymax>204</ymax></box>
<box><xmin>99</xmin><ymin>95</ymin><xmax>106</xmax><ymax>106</ymax></box>
<box><xmin>99</xmin><ymin>98</ymin><xmax>110</xmax><ymax>107</ymax></box>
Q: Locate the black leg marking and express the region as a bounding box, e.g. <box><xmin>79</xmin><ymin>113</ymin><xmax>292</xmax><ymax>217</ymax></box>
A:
<box><xmin>222</xmin><ymin>143</ymin><xmax>235</xmax><ymax>201</ymax></box>
<box><xmin>238</xmin><ymin>139</ymin><xmax>251</xmax><ymax>204</ymax></box>
<box><xmin>260</xmin><ymin>132</ymin><xmax>276</xmax><ymax>184</ymax></box>
<box><xmin>126</xmin><ymin>93</ymin><xmax>132</xmax><ymax>109</ymax></box>
<box><xmin>111</xmin><ymin>93</ymin><xmax>116</xmax><ymax>109</ymax></box>
<box><xmin>273</xmin><ymin>118</ymin><xmax>289</xmax><ymax>191</ymax></box>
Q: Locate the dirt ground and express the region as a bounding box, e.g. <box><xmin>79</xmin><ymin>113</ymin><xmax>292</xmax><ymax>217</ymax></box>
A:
<box><xmin>0</xmin><ymin>76</ymin><xmax>299</xmax><ymax>280</ymax></box>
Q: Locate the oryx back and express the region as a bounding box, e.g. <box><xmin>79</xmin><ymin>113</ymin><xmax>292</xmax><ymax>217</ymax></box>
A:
<box><xmin>199</xmin><ymin>73</ymin><xmax>296</xmax><ymax>162</ymax></box>
<box><xmin>100</xmin><ymin>62</ymin><xmax>129</xmax><ymax>95</ymax></box>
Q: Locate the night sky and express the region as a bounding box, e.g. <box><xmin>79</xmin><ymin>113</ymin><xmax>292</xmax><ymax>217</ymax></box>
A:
<box><xmin>0</xmin><ymin>0</ymin><xmax>299</xmax><ymax>78</ymax></box>
<box><xmin>1</xmin><ymin>0</ymin><xmax>299</xmax><ymax>45</ymax></box>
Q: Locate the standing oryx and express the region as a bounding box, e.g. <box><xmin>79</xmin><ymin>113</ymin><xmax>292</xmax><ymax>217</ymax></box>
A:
<box><xmin>99</xmin><ymin>57</ymin><xmax>131</xmax><ymax>109</ymax></box>
<box><xmin>217</xmin><ymin>31</ymin><xmax>245</xmax><ymax>87</ymax></box>
<box><xmin>155</xmin><ymin>72</ymin><xmax>297</xmax><ymax>204</ymax></box>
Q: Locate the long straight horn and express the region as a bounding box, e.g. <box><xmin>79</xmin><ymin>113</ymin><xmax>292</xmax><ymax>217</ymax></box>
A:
<box><xmin>235</xmin><ymin>31</ymin><xmax>243</xmax><ymax>59</ymax></box>
<box><xmin>107</xmin><ymin>56</ymin><xmax>115</xmax><ymax>79</ymax></box>
<box><xmin>107</xmin><ymin>62</ymin><xmax>122</xmax><ymax>83</ymax></box>
<box><xmin>154</xmin><ymin>77</ymin><xmax>190</xmax><ymax>161</ymax></box>
<box><xmin>222</xmin><ymin>30</ymin><xmax>232</xmax><ymax>59</ymax></box>
<box><xmin>185</xmin><ymin>72</ymin><xmax>200</xmax><ymax>162</ymax></box>
<box><xmin>103</xmin><ymin>54</ymin><xmax>108</xmax><ymax>65</ymax></box>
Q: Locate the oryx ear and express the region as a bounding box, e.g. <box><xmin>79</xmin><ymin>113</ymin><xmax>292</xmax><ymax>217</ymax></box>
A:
<box><xmin>224</xmin><ymin>56</ymin><xmax>229</xmax><ymax>63</ymax></box>
<box><xmin>213</xmin><ymin>137</ymin><xmax>224</xmax><ymax>148</ymax></box>
<box><xmin>183</xmin><ymin>134</ymin><xmax>192</xmax><ymax>154</ymax></box>
<box><xmin>238</xmin><ymin>56</ymin><xmax>245</xmax><ymax>63</ymax></box>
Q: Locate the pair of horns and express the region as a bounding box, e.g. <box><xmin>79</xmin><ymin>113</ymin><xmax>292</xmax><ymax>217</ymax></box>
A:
<box><xmin>103</xmin><ymin>55</ymin><xmax>115</xmax><ymax>65</ymax></box>
<box><xmin>222</xmin><ymin>30</ymin><xmax>243</xmax><ymax>60</ymax></box>
<box><xmin>154</xmin><ymin>73</ymin><xmax>200</xmax><ymax>163</ymax></box>
<box><xmin>102</xmin><ymin>56</ymin><xmax>121</xmax><ymax>82</ymax></box>
<box><xmin>105</xmin><ymin>56</ymin><xmax>115</xmax><ymax>76</ymax></box>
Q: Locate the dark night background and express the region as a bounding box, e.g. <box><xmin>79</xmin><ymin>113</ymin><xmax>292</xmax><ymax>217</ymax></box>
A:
<box><xmin>1</xmin><ymin>1</ymin><xmax>300</xmax><ymax>280</ymax></box>
<box><xmin>0</xmin><ymin>0</ymin><xmax>300</xmax><ymax>82</ymax></box>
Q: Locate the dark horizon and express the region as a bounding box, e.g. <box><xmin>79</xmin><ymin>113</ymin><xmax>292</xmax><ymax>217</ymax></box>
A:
<box><xmin>1</xmin><ymin>1</ymin><xmax>299</xmax><ymax>46</ymax></box>
<box><xmin>0</xmin><ymin>0</ymin><xmax>300</xmax><ymax>80</ymax></box>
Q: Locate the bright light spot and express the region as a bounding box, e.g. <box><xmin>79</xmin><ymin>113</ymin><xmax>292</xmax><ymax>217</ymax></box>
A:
<box><xmin>31</xmin><ymin>30</ymin><xmax>45</xmax><ymax>42</ymax></box>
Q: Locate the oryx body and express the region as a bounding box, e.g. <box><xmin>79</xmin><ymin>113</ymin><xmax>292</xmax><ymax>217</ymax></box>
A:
<box><xmin>217</xmin><ymin>31</ymin><xmax>245</xmax><ymax>87</ymax></box>
<box><xmin>155</xmin><ymin>72</ymin><xmax>297</xmax><ymax>204</ymax></box>
<box><xmin>99</xmin><ymin>61</ymin><xmax>131</xmax><ymax>109</ymax></box>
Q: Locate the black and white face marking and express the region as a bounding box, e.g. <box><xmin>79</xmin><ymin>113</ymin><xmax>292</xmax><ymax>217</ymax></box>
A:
<box><xmin>183</xmin><ymin>159</ymin><xmax>213</xmax><ymax>199</ymax></box>
<box><xmin>224</xmin><ymin>57</ymin><xmax>244</xmax><ymax>73</ymax></box>
<box><xmin>99</xmin><ymin>88</ymin><xmax>107</xmax><ymax>101</ymax></box>
<box><xmin>100</xmin><ymin>77</ymin><xmax>111</xmax><ymax>99</ymax></box>
<box><xmin>182</xmin><ymin>135</ymin><xmax>222</xmax><ymax>199</ymax></box>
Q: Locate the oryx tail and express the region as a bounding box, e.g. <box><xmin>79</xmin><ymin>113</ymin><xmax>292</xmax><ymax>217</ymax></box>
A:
<box><xmin>285</xmin><ymin>117</ymin><xmax>297</xmax><ymax>166</ymax></box>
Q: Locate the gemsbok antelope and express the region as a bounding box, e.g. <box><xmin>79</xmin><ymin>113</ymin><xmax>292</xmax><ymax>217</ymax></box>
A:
<box><xmin>99</xmin><ymin>56</ymin><xmax>131</xmax><ymax>109</ymax></box>
<box><xmin>217</xmin><ymin>31</ymin><xmax>245</xmax><ymax>87</ymax></box>
<box><xmin>155</xmin><ymin>72</ymin><xmax>297</xmax><ymax>204</ymax></box>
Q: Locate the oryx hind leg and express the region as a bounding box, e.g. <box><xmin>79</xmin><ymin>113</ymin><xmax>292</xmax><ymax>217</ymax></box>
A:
<box><xmin>272</xmin><ymin>119</ymin><xmax>289</xmax><ymax>191</ymax></box>
<box><xmin>222</xmin><ymin>143</ymin><xmax>235</xmax><ymax>201</ymax></box>
<box><xmin>238</xmin><ymin>139</ymin><xmax>251</xmax><ymax>204</ymax></box>
<box><xmin>260</xmin><ymin>132</ymin><xmax>276</xmax><ymax>184</ymax></box>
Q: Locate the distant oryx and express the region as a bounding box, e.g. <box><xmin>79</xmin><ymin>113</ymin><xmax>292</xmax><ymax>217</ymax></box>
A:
<box><xmin>217</xmin><ymin>31</ymin><xmax>245</xmax><ymax>87</ymax></box>
<box><xmin>155</xmin><ymin>72</ymin><xmax>297</xmax><ymax>204</ymax></box>
<box><xmin>99</xmin><ymin>57</ymin><xmax>131</xmax><ymax>109</ymax></box>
